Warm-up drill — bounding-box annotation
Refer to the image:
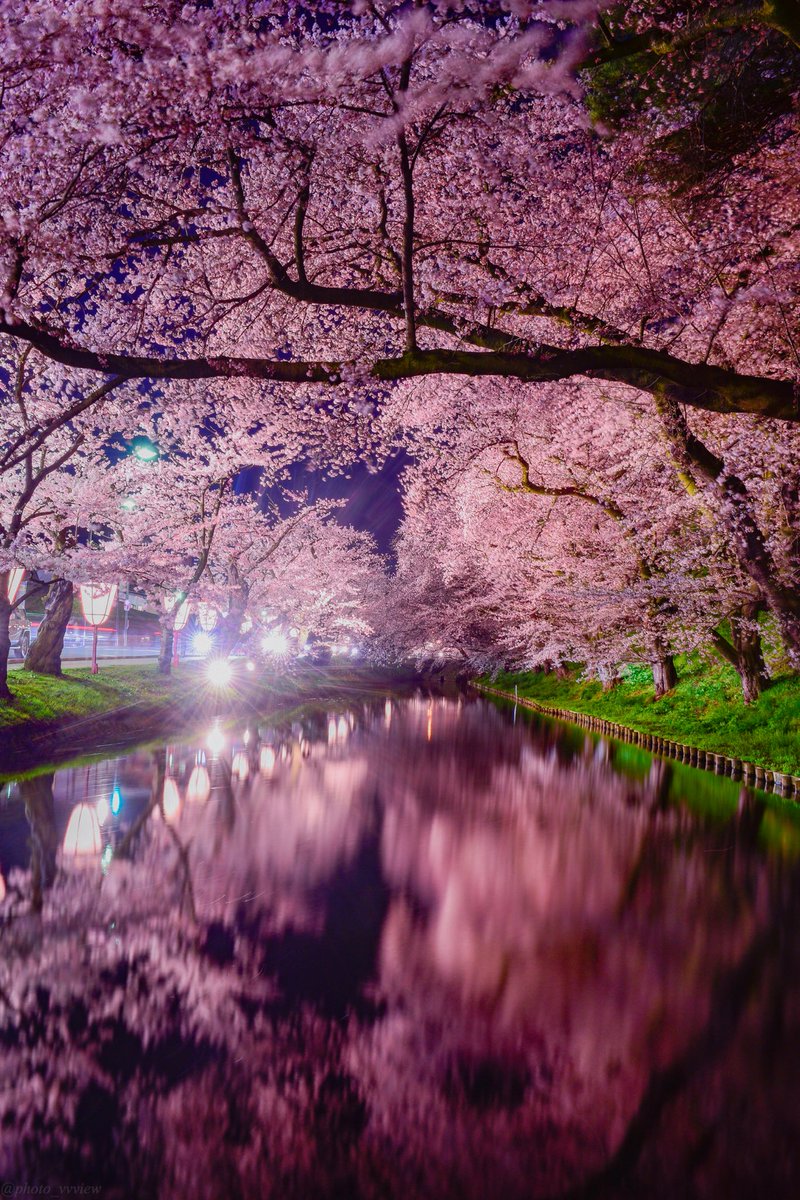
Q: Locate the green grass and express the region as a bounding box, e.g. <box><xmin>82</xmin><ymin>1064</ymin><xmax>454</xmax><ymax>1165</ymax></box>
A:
<box><xmin>0</xmin><ymin>663</ymin><xmax>202</xmax><ymax>727</ymax></box>
<box><xmin>481</xmin><ymin>654</ymin><xmax>800</xmax><ymax>776</ymax></box>
<box><xmin>0</xmin><ymin>660</ymin><xmax>418</xmax><ymax>731</ymax></box>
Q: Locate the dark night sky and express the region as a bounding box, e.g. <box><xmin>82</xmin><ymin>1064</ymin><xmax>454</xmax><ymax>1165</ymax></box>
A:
<box><xmin>240</xmin><ymin>451</ymin><xmax>409</xmax><ymax>558</ymax></box>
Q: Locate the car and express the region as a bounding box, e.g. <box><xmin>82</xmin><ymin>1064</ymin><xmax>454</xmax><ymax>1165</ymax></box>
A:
<box><xmin>9</xmin><ymin>609</ymin><xmax>33</xmax><ymax>659</ymax></box>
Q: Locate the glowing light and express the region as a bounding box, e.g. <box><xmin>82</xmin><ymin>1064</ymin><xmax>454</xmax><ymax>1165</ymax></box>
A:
<box><xmin>259</xmin><ymin>746</ymin><xmax>276</xmax><ymax>776</ymax></box>
<box><xmin>110</xmin><ymin>787</ymin><xmax>122</xmax><ymax>816</ymax></box>
<box><xmin>232</xmin><ymin>752</ymin><xmax>249</xmax><ymax>781</ymax></box>
<box><xmin>95</xmin><ymin>794</ymin><xmax>110</xmax><ymax>826</ymax></box>
<box><xmin>427</xmin><ymin>702</ymin><xmax>433</xmax><ymax>742</ymax></box>
<box><xmin>261</xmin><ymin>629</ymin><xmax>289</xmax><ymax>656</ymax></box>
<box><xmin>350</xmin><ymin>646</ymin><xmax>360</xmax><ymax>658</ymax></box>
<box><xmin>79</xmin><ymin>581</ymin><xmax>118</xmax><ymax>626</ymax></box>
<box><xmin>206</xmin><ymin>658</ymin><xmax>233</xmax><ymax>687</ymax></box>
<box><xmin>62</xmin><ymin>803</ymin><xmax>102</xmax><ymax>859</ymax></box>
<box><xmin>6</xmin><ymin>567</ymin><xmax>25</xmax><ymax>603</ymax></box>
<box><xmin>131</xmin><ymin>438</ymin><xmax>159</xmax><ymax>462</ymax></box>
<box><xmin>246</xmin><ymin>660</ymin><xmax>255</xmax><ymax>672</ymax></box>
<box><xmin>243</xmin><ymin>729</ymin><xmax>251</xmax><ymax>745</ymax></box>
<box><xmin>192</xmin><ymin>631</ymin><xmax>214</xmax><ymax>657</ymax></box>
<box><xmin>198</xmin><ymin>602</ymin><xmax>218</xmax><ymax>632</ymax></box>
<box><xmin>162</xmin><ymin>777</ymin><xmax>182</xmax><ymax>824</ymax></box>
<box><xmin>384</xmin><ymin>699</ymin><xmax>392</xmax><ymax>727</ymax></box>
<box><xmin>187</xmin><ymin>764</ymin><xmax>211</xmax><ymax>803</ymax></box>
<box><xmin>207</xmin><ymin>725</ymin><xmax>225</xmax><ymax>756</ymax></box>
<box><xmin>328</xmin><ymin>718</ymin><xmax>337</xmax><ymax>744</ymax></box>
<box><xmin>337</xmin><ymin>716</ymin><xmax>348</xmax><ymax>739</ymax></box>
<box><xmin>101</xmin><ymin>845</ymin><xmax>113</xmax><ymax>873</ymax></box>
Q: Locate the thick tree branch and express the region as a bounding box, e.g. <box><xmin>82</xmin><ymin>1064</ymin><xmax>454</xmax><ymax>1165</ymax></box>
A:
<box><xmin>0</xmin><ymin>319</ymin><xmax>796</xmax><ymax>419</ymax></box>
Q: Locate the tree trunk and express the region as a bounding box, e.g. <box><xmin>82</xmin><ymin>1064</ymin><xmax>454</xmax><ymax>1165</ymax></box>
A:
<box><xmin>216</xmin><ymin>589</ymin><xmax>247</xmax><ymax>657</ymax></box>
<box><xmin>158</xmin><ymin>623</ymin><xmax>174</xmax><ymax>675</ymax></box>
<box><xmin>711</xmin><ymin>603</ymin><xmax>769</xmax><ymax>704</ymax></box>
<box><xmin>656</xmin><ymin>394</ymin><xmax>800</xmax><ymax>666</ymax></box>
<box><xmin>24</xmin><ymin>578</ymin><xmax>73</xmax><ymax>675</ymax></box>
<box><xmin>651</xmin><ymin>654</ymin><xmax>678</xmax><ymax>699</ymax></box>
<box><xmin>21</xmin><ymin>774</ymin><xmax>58</xmax><ymax>912</ymax></box>
<box><xmin>0</xmin><ymin>593</ymin><xmax>11</xmax><ymax>700</ymax></box>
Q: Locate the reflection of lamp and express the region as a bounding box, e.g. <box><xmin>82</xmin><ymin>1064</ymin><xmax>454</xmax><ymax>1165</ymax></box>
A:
<box><xmin>62</xmin><ymin>803</ymin><xmax>102</xmax><ymax>859</ymax></box>
<box><xmin>232</xmin><ymin>752</ymin><xmax>249</xmax><ymax>781</ymax></box>
<box><xmin>198</xmin><ymin>602</ymin><xmax>218</xmax><ymax>632</ymax></box>
<box><xmin>6</xmin><ymin>567</ymin><xmax>24</xmax><ymax>604</ymax></box>
<box><xmin>259</xmin><ymin>746</ymin><xmax>275</xmax><ymax>777</ymax></box>
<box><xmin>187</xmin><ymin>764</ymin><xmax>211</xmax><ymax>803</ymax></box>
<box><xmin>162</xmin><ymin>778</ymin><xmax>182</xmax><ymax>824</ymax></box>
<box><xmin>79</xmin><ymin>582</ymin><xmax>118</xmax><ymax>674</ymax></box>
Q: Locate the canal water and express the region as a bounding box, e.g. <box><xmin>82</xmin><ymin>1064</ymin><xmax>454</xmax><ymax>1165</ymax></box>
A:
<box><xmin>1</xmin><ymin>690</ymin><xmax>799</xmax><ymax>1200</ymax></box>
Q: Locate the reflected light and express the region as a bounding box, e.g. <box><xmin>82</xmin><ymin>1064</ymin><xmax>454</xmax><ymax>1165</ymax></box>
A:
<box><xmin>385</xmin><ymin>698</ymin><xmax>392</xmax><ymax>727</ymax></box>
<box><xmin>110</xmin><ymin>786</ymin><xmax>122</xmax><ymax>816</ymax></box>
<box><xmin>328</xmin><ymin>718</ymin><xmax>337</xmax><ymax>745</ymax></box>
<box><xmin>187</xmin><ymin>764</ymin><xmax>211</xmax><ymax>803</ymax></box>
<box><xmin>0</xmin><ymin>872</ymin><xmax>5</xmax><ymax>903</ymax></box>
<box><xmin>62</xmin><ymin>803</ymin><xmax>103</xmax><ymax>859</ymax></box>
<box><xmin>95</xmin><ymin>794</ymin><xmax>110</xmax><ymax>826</ymax></box>
<box><xmin>259</xmin><ymin>746</ymin><xmax>276</xmax><ymax>776</ymax></box>
<box><xmin>232</xmin><ymin>752</ymin><xmax>249</xmax><ymax>781</ymax></box>
<box><xmin>337</xmin><ymin>716</ymin><xmax>349</xmax><ymax>740</ymax></box>
<box><xmin>207</xmin><ymin>725</ymin><xmax>225</xmax><ymax>756</ymax></box>
<box><xmin>246</xmin><ymin>660</ymin><xmax>255</xmax><ymax>672</ymax></box>
<box><xmin>162</xmin><ymin>778</ymin><xmax>182</xmax><ymax>824</ymax></box>
<box><xmin>206</xmin><ymin>658</ymin><xmax>233</xmax><ymax>687</ymax></box>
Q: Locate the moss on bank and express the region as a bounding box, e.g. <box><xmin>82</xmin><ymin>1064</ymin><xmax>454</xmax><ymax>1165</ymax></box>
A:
<box><xmin>481</xmin><ymin>655</ymin><xmax>800</xmax><ymax>776</ymax></box>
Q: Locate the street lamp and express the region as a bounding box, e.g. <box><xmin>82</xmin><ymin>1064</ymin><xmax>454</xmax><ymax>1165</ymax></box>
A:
<box><xmin>79</xmin><ymin>581</ymin><xmax>118</xmax><ymax>674</ymax></box>
<box><xmin>130</xmin><ymin>437</ymin><xmax>159</xmax><ymax>463</ymax></box>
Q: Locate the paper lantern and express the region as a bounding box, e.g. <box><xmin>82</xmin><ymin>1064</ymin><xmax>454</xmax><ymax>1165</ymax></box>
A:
<box><xmin>198</xmin><ymin>602</ymin><xmax>218</xmax><ymax>632</ymax></box>
<box><xmin>62</xmin><ymin>803</ymin><xmax>102</xmax><ymax>859</ymax></box>
<box><xmin>79</xmin><ymin>582</ymin><xmax>118</xmax><ymax>626</ymax></box>
<box><xmin>173</xmin><ymin>598</ymin><xmax>191</xmax><ymax>631</ymax></box>
<box><xmin>6</xmin><ymin>567</ymin><xmax>24</xmax><ymax>604</ymax></box>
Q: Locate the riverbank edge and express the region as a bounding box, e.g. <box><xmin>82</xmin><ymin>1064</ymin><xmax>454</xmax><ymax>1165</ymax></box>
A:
<box><xmin>0</xmin><ymin>666</ymin><xmax>416</xmax><ymax>779</ymax></box>
<box><xmin>474</xmin><ymin>681</ymin><xmax>800</xmax><ymax>799</ymax></box>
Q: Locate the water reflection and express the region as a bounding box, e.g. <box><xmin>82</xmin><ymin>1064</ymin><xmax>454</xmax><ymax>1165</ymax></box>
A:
<box><xmin>1</xmin><ymin>693</ymin><xmax>800</xmax><ymax>1199</ymax></box>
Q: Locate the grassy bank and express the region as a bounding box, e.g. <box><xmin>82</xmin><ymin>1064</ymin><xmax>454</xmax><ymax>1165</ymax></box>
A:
<box><xmin>0</xmin><ymin>664</ymin><xmax>201</xmax><ymax>728</ymax></box>
<box><xmin>481</xmin><ymin>656</ymin><xmax>800</xmax><ymax>776</ymax></box>
<box><xmin>0</xmin><ymin>661</ymin><xmax>415</xmax><ymax>777</ymax></box>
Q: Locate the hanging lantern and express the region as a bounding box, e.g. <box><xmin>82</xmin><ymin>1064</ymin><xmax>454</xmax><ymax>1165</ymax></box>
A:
<box><xmin>62</xmin><ymin>803</ymin><xmax>103</xmax><ymax>860</ymax></box>
<box><xmin>79</xmin><ymin>582</ymin><xmax>118</xmax><ymax>674</ymax></box>
<box><xmin>198</xmin><ymin>602</ymin><xmax>218</xmax><ymax>632</ymax></box>
<box><xmin>173</xmin><ymin>598</ymin><xmax>191</xmax><ymax>631</ymax></box>
<box><xmin>80</xmin><ymin>582</ymin><xmax>118</xmax><ymax>626</ymax></box>
<box><xmin>6</xmin><ymin>567</ymin><xmax>24</xmax><ymax>604</ymax></box>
